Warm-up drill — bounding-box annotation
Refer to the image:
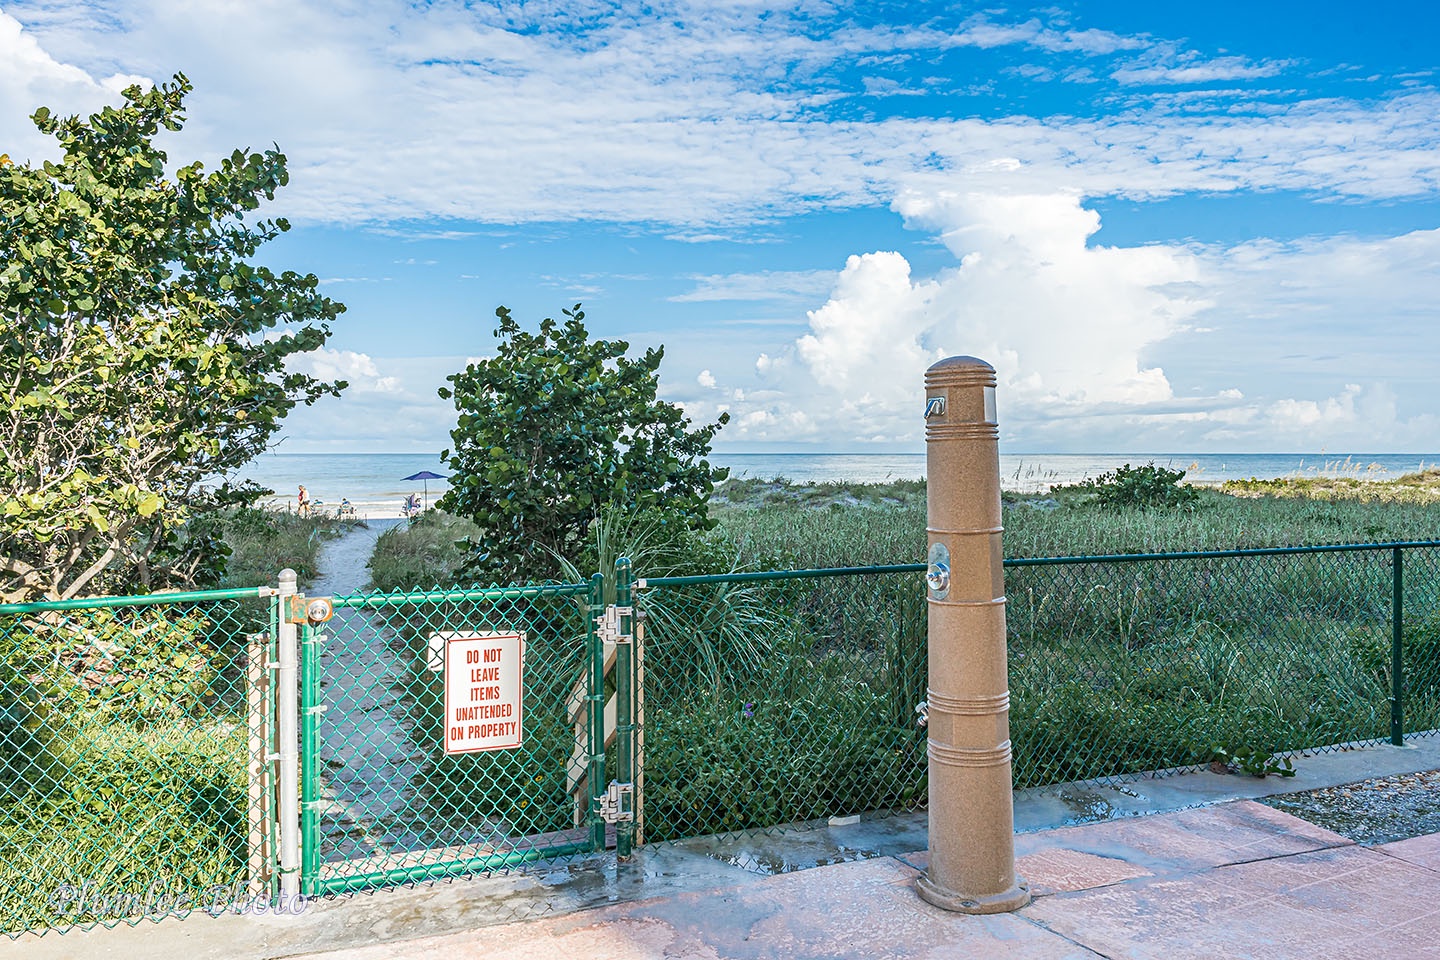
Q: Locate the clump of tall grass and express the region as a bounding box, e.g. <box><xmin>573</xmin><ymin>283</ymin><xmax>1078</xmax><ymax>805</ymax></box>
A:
<box><xmin>217</xmin><ymin>506</ymin><xmax>347</xmax><ymax>588</ymax></box>
<box><xmin>0</xmin><ymin>718</ymin><xmax>245</xmax><ymax>931</ymax></box>
<box><xmin>367</xmin><ymin>510</ymin><xmax>481</xmax><ymax>593</ymax></box>
<box><xmin>1222</xmin><ymin>469</ymin><xmax>1440</xmax><ymax>505</ymax></box>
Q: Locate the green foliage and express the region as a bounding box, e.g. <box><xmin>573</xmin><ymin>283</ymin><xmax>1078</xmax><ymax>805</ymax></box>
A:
<box><xmin>12</xmin><ymin>608</ymin><xmax>221</xmax><ymax>725</ymax></box>
<box><xmin>0</xmin><ymin>684</ymin><xmax>60</xmax><ymax>797</ymax></box>
<box><xmin>438</xmin><ymin>304</ymin><xmax>728</xmax><ymax>584</ymax></box>
<box><xmin>0</xmin><ymin>74</ymin><xmax>345</xmax><ymax>603</ymax></box>
<box><xmin>1211</xmin><ymin>744</ymin><xmax>1296</xmax><ymax>778</ymax></box>
<box><xmin>643</xmin><ymin>689</ymin><xmax>925</xmax><ymax>841</ymax></box>
<box><xmin>0</xmin><ymin>721</ymin><xmax>244</xmax><ymax>930</ymax></box>
<box><xmin>216</xmin><ymin>506</ymin><xmax>344</xmax><ymax>588</ymax></box>
<box><xmin>367</xmin><ymin>510</ymin><xmax>480</xmax><ymax>592</ymax></box>
<box><xmin>712</xmin><ymin>475</ymin><xmax>1440</xmax><ymax>571</ymax></box>
<box><xmin>1058</xmin><ymin>462</ymin><xmax>1200</xmax><ymax>510</ymax></box>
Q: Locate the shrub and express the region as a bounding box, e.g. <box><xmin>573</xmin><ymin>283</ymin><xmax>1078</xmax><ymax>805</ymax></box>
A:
<box><xmin>438</xmin><ymin>304</ymin><xmax>728</xmax><ymax>585</ymax></box>
<box><xmin>1058</xmin><ymin>462</ymin><xmax>1200</xmax><ymax>510</ymax></box>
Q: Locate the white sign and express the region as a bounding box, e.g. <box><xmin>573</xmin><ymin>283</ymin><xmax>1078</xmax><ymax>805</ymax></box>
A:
<box><xmin>440</xmin><ymin>631</ymin><xmax>525</xmax><ymax>754</ymax></box>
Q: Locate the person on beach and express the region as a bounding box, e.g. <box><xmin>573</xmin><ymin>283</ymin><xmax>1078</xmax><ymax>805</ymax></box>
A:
<box><xmin>297</xmin><ymin>484</ymin><xmax>311</xmax><ymax>517</ymax></box>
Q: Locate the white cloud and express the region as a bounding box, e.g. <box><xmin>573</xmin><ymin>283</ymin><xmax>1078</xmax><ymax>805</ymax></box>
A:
<box><xmin>696</xmin><ymin>194</ymin><xmax>1439</xmax><ymax>452</ymax></box>
<box><xmin>288</xmin><ymin>348</ymin><xmax>402</xmax><ymax>394</ymax></box>
<box><xmin>2</xmin><ymin>4</ymin><xmax>1436</xmax><ymax>227</ymax></box>
<box><xmin>0</xmin><ymin>10</ymin><xmax>154</xmax><ymax>162</ymax></box>
<box><xmin>1113</xmin><ymin>55</ymin><xmax>1291</xmax><ymax>86</ymax></box>
<box><xmin>763</xmin><ymin>192</ymin><xmax>1205</xmax><ymax>443</ymax></box>
<box><xmin>697</xmin><ymin>368</ymin><xmax>716</xmax><ymax>388</ymax></box>
<box><xmin>795</xmin><ymin>251</ymin><xmax>938</xmax><ymax>399</ymax></box>
<box><xmin>670</xmin><ymin>269</ymin><xmax>839</xmax><ymax>303</ymax></box>
<box><xmin>271</xmin><ymin>354</ymin><xmax>466</xmax><ymax>452</ymax></box>
<box><xmin>943</xmin><ymin>18</ymin><xmax>1145</xmax><ymax>56</ymax></box>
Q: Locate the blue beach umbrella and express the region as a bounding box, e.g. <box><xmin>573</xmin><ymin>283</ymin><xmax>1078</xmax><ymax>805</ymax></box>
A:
<box><xmin>401</xmin><ymin>470</ymin><xmax>447</xmax><ymax>509</ymax></box>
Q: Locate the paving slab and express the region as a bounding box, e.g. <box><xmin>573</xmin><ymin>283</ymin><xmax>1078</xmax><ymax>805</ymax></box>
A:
<box><xmin>8</xmin><ymin>739</ymin><xmax>1440</xmax><ymax>960</ymax></box>
<box><xmin>1023</xmin><ymin>843</ymin><xmax>1440</xmax><ymax>960</ymax></box>
<box><xmin>1376</xmin><ymin>831</ymin><xmax>1440</xmax><ymax>870</ymax></box>
<box><xmin>1013</xmin><ymin>800</ymin><xmax>1353</xmax><ymax>875</ymax></box>
<box><xmin>299</xmin><ymin>857</ymin><xmax>1100</xmax><ymax>960</ymax></box>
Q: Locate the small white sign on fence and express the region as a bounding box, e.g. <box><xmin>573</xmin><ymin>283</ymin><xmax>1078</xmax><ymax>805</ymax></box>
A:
<box><xmin>439</xmin><ymin>631</ymin><xmax>525</xmax><ymax>754</ymax></box>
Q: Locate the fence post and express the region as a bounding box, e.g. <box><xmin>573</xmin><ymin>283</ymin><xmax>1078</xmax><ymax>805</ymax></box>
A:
<box><xmin>276</xmin><ymin>569</ymin><xmax>301</xmax><ymax>902</ymax></box>
<box><xmin>300</xmin><ymin>620</ymin><xmax>321</xmax><ymax>893</ymax></box>
<box><xmin>615</xmin><ymin>556</ymin><xmax>635</xmax><ymax>858</ymax></box>
<box><xmin>587</xmin><ymin>572</ymin><xmax>608</xmax><ymax>851</ymax></box>
<box><xmin>915</xmin><ymin>356</ymin><xmax>1029</xmax><ymax>914</ymax></box>
<box><xmin>1392</xmin><ymin>546</ymin><xmax>1405</xmax><ymax>746</ymax></box>
<box><xmin>246</xmin><ymin>627</ymin><xmax>275</xmax><ymax>899</ymax></box>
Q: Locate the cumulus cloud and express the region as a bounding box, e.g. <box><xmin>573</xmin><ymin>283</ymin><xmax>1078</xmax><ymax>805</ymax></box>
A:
<box><xmin>795</xmin><ymin>252</ymin><xmax>938</xmax><ymax>399</ymax></box>
<box><xmin>706</xmin><ymin>194</ymin><xmax>1439</xmax><ymax>451</ymax></box>
<box><xmin>0</xmin><ymin>10</ymin><xmax>153</xmax><ymax>162</ymax></box>
<box><xmin>757</xmin><ymin>192</ymin><xmax>1205</xmax><ymax>443</ymax></box>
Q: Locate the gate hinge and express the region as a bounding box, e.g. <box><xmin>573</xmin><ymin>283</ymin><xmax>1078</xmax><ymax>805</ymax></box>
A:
<box><xmin>595</xmin><ymin>605</ymin><xmax>633</xmax><ymax>645</ymax></box>
<box><xmin>597</xmin><ymin>780</ymin><xmax>634</xmax><ymax>823</ymax></box>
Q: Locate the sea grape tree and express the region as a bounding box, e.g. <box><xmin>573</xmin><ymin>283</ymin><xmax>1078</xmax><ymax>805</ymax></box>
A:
<box><xmin>0</xmin><ymin>75</ymin><xmax>345</xmax><ymax>602</ymax></box>
<box><xmin>439</xmin><ymin>304</ymin><xmax>728</xmax><ymax>584</ymax></box>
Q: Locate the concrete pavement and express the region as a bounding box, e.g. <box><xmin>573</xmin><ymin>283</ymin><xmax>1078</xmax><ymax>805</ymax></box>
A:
<box><xmin>12</xmin><ymin>738</ymin><xmax>1440</xmax><ymax>959</ymax></box>
<box><xmin>299</xmin><ymin>800</ymin><xmax>1440</xmax><ymax>960</ymax></box>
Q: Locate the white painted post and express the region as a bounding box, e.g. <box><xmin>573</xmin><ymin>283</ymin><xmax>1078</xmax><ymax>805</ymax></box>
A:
<box><xmin>276</xmin><ymin>569</ymin><xmax>301</xmax><ymax>902</ymax></box>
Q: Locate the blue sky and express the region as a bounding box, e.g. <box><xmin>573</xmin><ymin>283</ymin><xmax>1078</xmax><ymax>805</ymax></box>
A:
<box><xmin>3</xmin><ymin>1</ymin><xmax>1438</xmax><ymax>454</ymax></box>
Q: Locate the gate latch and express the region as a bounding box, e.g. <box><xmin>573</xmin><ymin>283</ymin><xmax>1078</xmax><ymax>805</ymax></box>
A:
<box><xmin>285</xmin><ymin>595</ymin><xmax>335</xmax><ymax>624</ymax></box>
<box><xmin>595</xmin><ymin>605</ymin><xmax>633</xmax><ymax>645</ymax></box>
<box><xmin>598</xmin><ymin>780</ymin><xmax>634</xmax><ymax>823</ymax></box>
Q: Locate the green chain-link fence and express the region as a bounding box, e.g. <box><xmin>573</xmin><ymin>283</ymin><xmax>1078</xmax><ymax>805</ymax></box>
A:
<box><xmin>630</xmin><ymin>542</ymin><xmax>1440</xmax><ymax>847</ymax></box>
<box><xmin>0</xmin><ymin>587</ymin><xmax>275</xmax><ymax>935</ymax></box>
<box><xmin>1006</xmin><ymin>543</ymin><xmax>1440</xmax><ymax>786</ymax></box>
<box><xmin>302</xmin><ymin>580</ymin><xmax>600</xmax><ymax>896</ymax></box>
<box><xmin>634</xmin><ymin>565</ymin><xmax>928</xmax><ymax>844</ymax></box>
<box><xmin>2</xmin><ymin>540</ymin><xmax>1438</xmax><ymax>935</ymax></box>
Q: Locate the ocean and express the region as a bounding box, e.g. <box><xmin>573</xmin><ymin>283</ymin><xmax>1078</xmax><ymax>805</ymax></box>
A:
<box><xmin>227</xmin><ymin>452</ymin><xmax>1440</xmax><ymax>520</ymax></box>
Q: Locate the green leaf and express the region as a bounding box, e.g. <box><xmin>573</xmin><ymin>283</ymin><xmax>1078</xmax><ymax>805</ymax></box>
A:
<box><xmin>0</xmin><ymin>74</ymin><xmax>347</xmax><ymax>601</ymax></box>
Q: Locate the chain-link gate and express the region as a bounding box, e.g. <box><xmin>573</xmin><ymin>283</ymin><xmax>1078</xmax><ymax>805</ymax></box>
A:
<box><xmin>298</xmin><ymin>579</ymin><xmax>607</xmax><ymax>896</ymax></box>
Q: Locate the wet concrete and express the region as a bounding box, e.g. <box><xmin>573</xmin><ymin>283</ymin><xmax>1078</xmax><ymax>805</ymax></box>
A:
<box><xmin>270</xmin><ymin>800</ymin><xmax>1440</xmax><ymax>960</ymax></box>
<box><xmin>11</xmin><ymin>737</ymin><xmax>1440</xmax><ymax>959</ymax></box>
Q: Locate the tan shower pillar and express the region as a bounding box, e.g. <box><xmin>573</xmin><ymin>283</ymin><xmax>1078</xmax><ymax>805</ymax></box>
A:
<box><xmin>915</xmin><ymin>356</ymin><xmax>1030</xmax><ymax>914</ymax></box>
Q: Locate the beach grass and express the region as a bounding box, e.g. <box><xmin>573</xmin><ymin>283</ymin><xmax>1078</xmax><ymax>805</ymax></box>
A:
<box><xmin>366</xmin><ymin>510</ymin><xmax>480</xmax><ymax>594</ymax></box>
<box><xmin>712</xmin><ymin>472</ymin><xmax>1440</xmax><ymax>569</ymax></box>
<box><xmin>358</xmin><ymin>472</ymin><xmax>1440</xmax><ymax>586</ymax></box>
<box><xmin>293</xmin><ymin>470</ymin><xmax>1440</xmax><ymax>847</ymax></box>
<box><xmin>217</xmin><ymin>506</ymin><xmax>351</xmax><ymax>589</ymax></box>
